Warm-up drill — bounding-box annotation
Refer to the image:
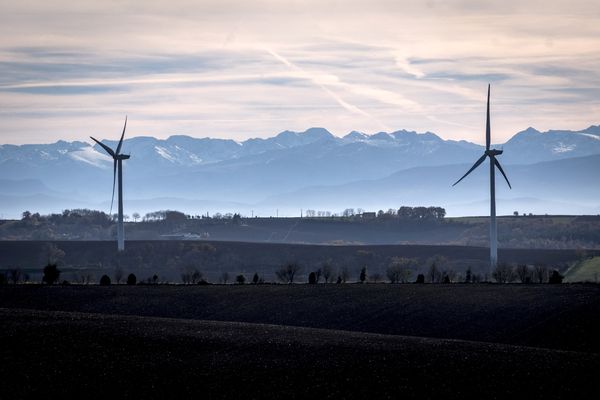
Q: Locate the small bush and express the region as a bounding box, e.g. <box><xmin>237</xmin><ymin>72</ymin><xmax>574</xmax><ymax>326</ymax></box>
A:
<box><xmin>548</xmin><ymin>270</ymin><xmax>564</xmax><ymax>284</ymax></box>
<box><xmin>308</xmin><ymin>272</ymin><xmax>317</xmax><ymax>284</ymax></box>
<box><xmin>415</xmin><ymin>274</ymin><xmax>425</xmax><ymax>284</ymax></box>
<box><xmin>42</xmin><ymin>263</ymin><xmax>60</xmax><ymax>285</ymax></box>
<box><xmin>126</xmin><ymin>273</ymin><xmax>137</xmax><ymax>285</ymax></box>
<box><xmin>235</xmin><ymin>274</ymin><xmax>246</xmax><ymax>284</ymax></box>
<box><xmin>99</xmin><ymin>275</ymin><xmax>111</xmax><ymax>285</ymax></box>
<box><xmin>359</xmin><ymin>267</ymin><xmax>367</xmax><ymax>283</ymax></box>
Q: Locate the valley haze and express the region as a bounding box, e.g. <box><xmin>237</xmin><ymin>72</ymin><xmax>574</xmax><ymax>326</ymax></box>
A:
<box><xmin>1</xmin><ymin>124</ymin><xmax>599</xmax><ymax>219</ymax></box>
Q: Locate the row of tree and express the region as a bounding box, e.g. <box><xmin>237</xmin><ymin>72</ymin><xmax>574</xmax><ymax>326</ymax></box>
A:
<box><xmin>2</xmin><ymin>259</ymin><xmax>566</xmax><ymax>286</ymax></box>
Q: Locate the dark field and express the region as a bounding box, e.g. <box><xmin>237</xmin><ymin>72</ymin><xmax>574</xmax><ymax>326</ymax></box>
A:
<box><xmin>1</xmin><ymin>285</ymin><xmax>599</xmax><ymax>399</ymax></box>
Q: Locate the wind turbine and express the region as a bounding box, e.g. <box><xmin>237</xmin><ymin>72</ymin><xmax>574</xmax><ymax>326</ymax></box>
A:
<box><xmin>452</xmin><ymin>85</ymin><xmax>511</xmax><ymax>273</ymax></box>
<box><xmin>90</xmin><ymin>117</ymin><xmax>130</xmax><ymax>251</ymax></box>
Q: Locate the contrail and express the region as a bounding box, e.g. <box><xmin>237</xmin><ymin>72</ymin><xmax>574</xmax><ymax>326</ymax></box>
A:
<box><xmin>265</xmin><ymin>47</ymin><xmax>372</xmax><ymax>118</ymax></box>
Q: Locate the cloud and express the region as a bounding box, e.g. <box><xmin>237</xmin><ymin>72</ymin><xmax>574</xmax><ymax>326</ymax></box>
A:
<box><xmin>0</xmin><ymin>1</ymin><xmax>599</xmax><ymax>145</ymax></box>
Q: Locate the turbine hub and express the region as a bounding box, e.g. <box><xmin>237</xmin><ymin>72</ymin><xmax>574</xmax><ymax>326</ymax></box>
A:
<box><xmin>485</xmin><ymin>149</ymin><xmax>503</xmax><ymax>156</ymax></box>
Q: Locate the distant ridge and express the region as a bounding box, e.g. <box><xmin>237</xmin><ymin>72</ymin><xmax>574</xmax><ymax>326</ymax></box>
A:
<box><xmin>1</xmin><ymin>125</ymin><xmax>599</xmax><ymax>218</ymax></box>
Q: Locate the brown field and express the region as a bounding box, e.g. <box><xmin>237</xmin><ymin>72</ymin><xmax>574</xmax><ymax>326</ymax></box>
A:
<box><xmin>1</xmin><ymin>284</ymin><xmax>599</xmax><ymax>399</ymax></box>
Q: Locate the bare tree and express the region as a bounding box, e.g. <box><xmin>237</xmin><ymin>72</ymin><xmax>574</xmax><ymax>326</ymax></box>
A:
<box><xmin>534</xmin><ymin>264</ymin><xmax>548</xmax><ymax>283</ymax></box>
<box><xmin>219</xmin><ymin>271</ymin><xmax>230</xmax><ymax>284</ymax></box>
<box><xmin>7</xmin><ymin>268</ymin><xmax>22</xmax><ymax>284</ymax></box>
<box><xmin>114</xmin><ymin>266</ymin><xmax>124</xmax><ymax>284</ymax></box>
<box><xmin>338</xmin><ymin>266</ymin><xmax>350</xmax><ymax>283</ymax></box>
<box><xmin>427</xmin><ymin>256</ymin><xmax>447</xmax><ymax>283</ymax></box>
<box><xmin>132</xmin><ymin>212</ymin><xmax>140</xmax><ymax>222</ymax></box>
<box><xmin>42</xmin><ymin>243</ymin><xmax>65</xmax><ymax>265</ymax></box>
<box><xmin>276</xmin><ymin>263</ymin><xmax>301</xmax><ymax>284</ymax></box>
<box><xmin>516</xmin><ymin>264</ymin><xmax>530</xmax><ymax>283</ymax></box>
<box><xmin>321</xmin><ymin>261</ymin><xmax>333</xmax><ymax>283</ymax></box>
<box><xmin>181</xmin><ymin>267</ymin><xmax>202</xmax><ymax>284</ymax></box>
<box><xmin>315</xmin><ymin>268</ymin><xmax>322</xmax><ymax>283</ymax></box>
<box><xmin>442</xmin><ymin>269</ymin><xmax>457</xmax><ymax>283</ymax></box>
<box><xmin>370</xmin><ymin>272</ymin><xmax>382</xmax><ymax>283</ymax></box>
<box><xmin>386</xmin><ymin>257</ymin><xmax>416</xmax><ymax>283</ymax></box>
<box><xmin>493</xmin><ymin>263</ymin><xmax>516</xmax><ymax>283</ymax></box>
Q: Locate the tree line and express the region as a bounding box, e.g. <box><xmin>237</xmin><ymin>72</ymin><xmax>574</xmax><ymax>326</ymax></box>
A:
<box><xmin>0</xmin><ymin>257</ymin><xmax>568</xmax><ymax>286</ymax></box>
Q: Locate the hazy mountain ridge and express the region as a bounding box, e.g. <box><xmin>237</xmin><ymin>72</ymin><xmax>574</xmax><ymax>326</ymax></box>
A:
<box><xmin>1</xmin><ymin>125</ymin><xmax>599</xmax><ymax>218</ymax></box>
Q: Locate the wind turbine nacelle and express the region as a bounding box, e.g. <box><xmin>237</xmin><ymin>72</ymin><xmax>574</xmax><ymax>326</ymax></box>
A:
<box><xmin>117</xmin><ymin>154</ymin><xmax>131</xmax><ymax>160</ymax></box>
<box><xmin>485</xmin><ymin>149</ymin><xmax>503</xmax><ymax>156</ymax></box>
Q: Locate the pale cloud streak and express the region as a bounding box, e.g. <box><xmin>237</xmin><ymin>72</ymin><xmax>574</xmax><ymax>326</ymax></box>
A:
<box><xmin>0</xmin><ymin>0</ymin><xmax>599</xmax><ymax>144</ymax></box>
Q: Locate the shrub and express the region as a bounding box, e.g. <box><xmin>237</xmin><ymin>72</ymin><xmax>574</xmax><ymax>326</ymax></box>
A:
<box><xmin>126</xmin><ymin>273</ymin><xmax>137</xmax><ymax>285</ymax></box>
<box><xmin>359</xmin><ymin>267</ymin><xmax>367</xmax><ymax>283</ymax></box>
<box><xmin>308</xmin><ymin>272</ymin><xmax>317</xmax><ymax>284</ymax></box>
<box><xmin>235</xmin><ymin>274</ymin><xmax>246</xmax><ymax>284</ymax></box>
<box><xmin>415</xmin><ymin>274</ymin><xmax>425</xmax><ymax>284</ymax></box>
<box><xmin>99</xmin><ymin>275</ymin><xmax>111</xmax><ymax>285</ymax></box>
<box><xmin>42</xmin><ymin>263</ymin><xmax>60</xmax><ymax>285</ymax></box>
<box><xmin>548</xmin><ymin>270</ymin><xmax>564</xmax><ymax>284</ymax></box>
<box><xmin>0</xmin><ymin>273</ymin><xmax>6</xmax><ymax>285</ymax></box>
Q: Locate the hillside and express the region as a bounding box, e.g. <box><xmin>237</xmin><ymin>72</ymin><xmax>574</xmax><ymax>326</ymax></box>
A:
<box><xmin>2</xmin><ymin>213</ymin><xmax>600</xmax><ymax>249</ymax></box>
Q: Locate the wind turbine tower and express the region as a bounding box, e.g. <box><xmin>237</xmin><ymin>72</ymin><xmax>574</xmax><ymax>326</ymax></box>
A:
<box><xmin>90</xmin><ymin>117</ymin><xmax>131</xmax><ymax>251</ymax></box>
<box><xmin>452</xmin><ymin>85</ymin><xmax>511</xmax><ymax>273</ymax></box>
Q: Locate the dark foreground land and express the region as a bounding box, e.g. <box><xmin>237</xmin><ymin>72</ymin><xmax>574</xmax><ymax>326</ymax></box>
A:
<box><xmin>1</xmin><ymin>285</ymin><xmax>599</xmax><ymax>399</ymax></box>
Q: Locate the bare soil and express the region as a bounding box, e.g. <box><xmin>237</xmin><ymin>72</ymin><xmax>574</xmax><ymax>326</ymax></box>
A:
<box><xmin>1</xmin><ymin>284</ymin><xmax>600</xmax><ymax>398</ymax></box>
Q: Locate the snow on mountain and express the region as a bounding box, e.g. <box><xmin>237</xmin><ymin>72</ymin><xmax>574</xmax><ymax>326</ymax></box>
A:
<box><xmin>1</xmin><ymin>124</ymin><xmax>600</xmax><ymax>218</ymax></box>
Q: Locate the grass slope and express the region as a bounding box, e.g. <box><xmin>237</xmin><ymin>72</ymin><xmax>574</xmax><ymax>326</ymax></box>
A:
<box><xmin>565</xmin><ymin>257</ymin><xmax>600</xmax><ymax>283</ymax></box>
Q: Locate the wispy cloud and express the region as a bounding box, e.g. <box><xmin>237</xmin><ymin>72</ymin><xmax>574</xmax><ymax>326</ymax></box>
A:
<box><xmin>0</xmin><ymin>0</ymin><xmax>599</xmax><ymax>144</ymax></box>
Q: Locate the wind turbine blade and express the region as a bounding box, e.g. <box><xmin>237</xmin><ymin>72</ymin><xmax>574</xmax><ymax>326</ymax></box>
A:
<box><xmin>494</xmin><ymin>158</ymin><xmax>512</xmax><ymax>189</ymax></box>
<box><xmin>452</xmin><ymin>153</ymin><xmax>487</xmax><ymax>186</ymax></box>
<box><xmin>486</xmin><ymin>84</ymin><xmax>491</xmax><ymax>151</ymax></box>
<box><xmin>90</xmin><ymin>136</ymin><xmax>115</xmax><ymax>157</ymax></box>
<box><xmin>116</xmin><ymin>116</ymin><xmax>127</xmax><ymax>155</ymax></box>
<box><xmin>109</xmin><ymin>159</ymin><xmax>117</xmax><ymax>215</ymax></box>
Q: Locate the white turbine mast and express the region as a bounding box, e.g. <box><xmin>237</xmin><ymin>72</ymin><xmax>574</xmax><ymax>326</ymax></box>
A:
<box><xmin>90</xmin><ymin>117</ymin><xmax>130</xmax><ymax>251</ymax></box>
<box><xmin>452</xmin><ymin>85</ymin><xmax>511</xmax><ymax>274</ymax></box>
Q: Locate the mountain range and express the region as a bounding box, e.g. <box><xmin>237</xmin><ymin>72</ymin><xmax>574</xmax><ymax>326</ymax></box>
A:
<box><xmin>1</xmin><ymin>125</ymin><xmax>599</xmax><ymax>218</ymax></box>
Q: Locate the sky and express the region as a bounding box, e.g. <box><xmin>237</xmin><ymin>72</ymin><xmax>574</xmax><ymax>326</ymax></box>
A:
<box><xmin>1</xmin><ymin>0</ymin><xmax>599</xmax><ymax>145</ymax></box>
